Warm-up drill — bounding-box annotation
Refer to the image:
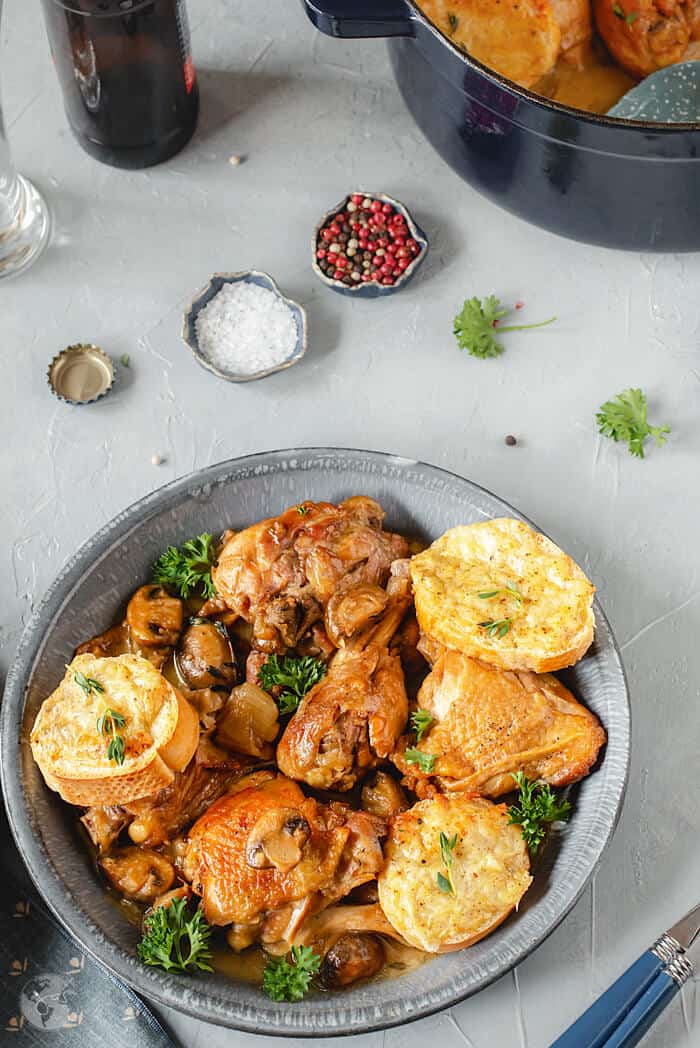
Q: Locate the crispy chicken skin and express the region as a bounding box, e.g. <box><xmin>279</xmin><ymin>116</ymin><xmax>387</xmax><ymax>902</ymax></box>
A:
<box><xmin>594</xmin><ymin>0</ymin><xmax>699</xmax><ymax>78</ymax></box>
<box><xmin>182</xmin><ymin>776</ymin><xmax>384</xmax><ymax>932</ymax></box>
<box><xmin>276</xmin><ymin>583</ymin><xmax>411</xmax><ymax>791</ymax></box>
<box><xmin>212</xmin><ymin>498</ymin><xmax>408</xmax><ymax>653</ymax></box>
<box><xmin>394</xmin><ymin>648</ymin><xmax>605</xmax><ymax>797</ymax></box>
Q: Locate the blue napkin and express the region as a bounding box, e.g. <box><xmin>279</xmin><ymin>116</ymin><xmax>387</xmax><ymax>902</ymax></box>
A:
<box><xmin>1</xmin><ymin>803</ymin><xmax>178</xmax><ymax>1046</ymax></box>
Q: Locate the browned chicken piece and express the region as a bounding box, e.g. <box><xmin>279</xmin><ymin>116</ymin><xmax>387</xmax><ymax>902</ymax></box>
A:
<box><xmin>126</xmin><ymin>585</ymin><xmax>184</xmax><ymax>648</ymax></box>
<box><xmin>360</xmin><ymin>770</ymin><xmax>410</xmax><ymax>820</ymax></box>
<box><xmin>175</xmin><ymin>617</ymin><xmax>237</xmax><ymax>691</ymax></box>
<box><xmin>182</xmin><ymin>776</ymin><xmax>384</xmax><ymax>941</ymax></box>
<box><xmin>418</xmin><ymin>0</ymin><xmax>561</xmax><ymax>89</ymax></box>
<box><xmin>292</xmin><ymin>902</ymin><xmax>406</xmax><ymax>949</ymax></box>
<box><xmin>325</xmin><ymin>583</ymin><xmax>389</xmax><ymax>648</ymax></box>
<box><xmin>594</xmin><ymin>0</ymin><xmax>697</xmax><ymax>78</ymax></box>
<box><xmin>100</xmin><ymin>847</ymin><xmax>175</xmax><ymax>902</ymax></box>
<box><xmin>551</xmin><ymin>0</ymin><xmax>593</xmax><ymax>57</ymax></box>
<box><xmin>393</xmin><ymin>648</ymin><xmax>606</xmax><ymax>797</ymax></box>
<box><xmin>75</xmin><ymin>623</ymin><xmax>130</xmax><ymax>659</ymax></box>
<box><xmin>125</xmin><ymin>740</ymin><xmax>255</xmax><ymax>847</ymax></box>
<box><xmin>212</xmin><ymin>498</ymin><xmax>408</xmax><ymax>653</ymax></box>
<box><xmin>80</xmin><ymin>804</ymin><xmax>131</xmax><ymax>852</ymax></box>
<box><xmin>276</xmin><ymin>586</ymin><xmax>411</xmax><ymax>791</ymax></box>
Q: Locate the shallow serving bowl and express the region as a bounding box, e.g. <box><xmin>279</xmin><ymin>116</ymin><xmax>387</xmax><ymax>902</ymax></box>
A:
<box><xmin>0</xmin><ymin>449</ymin><xmax>630</xmax><ymax>1038</ymax></box>
<box><xmin>182</xmin><ymin>271</ymin><xmax>307</xmax><ymax>383</ymax></box>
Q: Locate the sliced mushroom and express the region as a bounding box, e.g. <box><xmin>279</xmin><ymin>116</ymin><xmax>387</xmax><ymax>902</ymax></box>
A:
<box><xmin>245</xmin><ymin>807</ymin><xmax>310</xmax><ymax>873</ymax></box>
<box><xmin>100</xmin><ymin>847</ymin><xmax>175</xmax><ymax>902</ymax></box>
<box><xmin>319</xmin><ymin>933</ymin><xmax>385</xmax><ymax>988</ymax></box>
<box><xmin>216</xmin><ymin>683</ymin><xmax>280</xmax><ymax>759</ymax></box>
<box><xmin>361</xmin><ymin>771</ymin><xmax>409</xmax><ymax>820</ymax></box>
<box><xmin>126</xmin><ymin>585</ymin><xmax>183</xmax><ymax>648</ymax></box>
<box><xmin>176</xmin><ymin>617</ymin><xmax>237</xmax><ymax>690</ymax></box>
<box><xmin>325</xmin><ymin>583</ymin><xmax>389</xmax><ymax>647</ymax></box>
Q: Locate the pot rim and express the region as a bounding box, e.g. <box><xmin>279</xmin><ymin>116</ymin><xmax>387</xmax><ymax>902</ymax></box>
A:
<box><xmin>405</xmin><ymin>0</ymin><xmax>700</xmax><ymax>133</ymax></box>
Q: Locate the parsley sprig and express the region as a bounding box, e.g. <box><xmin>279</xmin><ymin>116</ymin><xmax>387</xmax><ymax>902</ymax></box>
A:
<box><xmin>596</xmin><ymin>388</ymin><xmax>669</xmax><ymax>459</ymax></box>
<box><xmin>454</xmin><ymin>296</ymin><xmax>556</xmax><ymax>359</ymax></box>
<box><xmin>152</xmin><ymin>533</ymin><xmax>217</xmax><ymax>599</ymax></box>
<box><xmin>405</xmin><ymin>747</ymin><xmax>435</xmax><ymax>773</ymax></box>
<box><xmin>263</xmin><ymin>945</ymin><xmax>321</xmax><ymax>1002</ymax></box>
<box><xmin>96</xmin><ymin>708</ymin><xmax>126</xmax><ymax>765</ymax></box>
<box><xmin>258</xmin><ymin>655</ymin><xmax>327</xmax><ymax>715</ymax></box>
<box><xmin>138</xmin><ymin>898</ymin><xmax>213</xmax><ymax>973</ymax></box>
<box><xmin>437</xmin><ymin>831</ymin><xmax>458</xmax><ymax>897</ymax></box>
<box><xmin>411</xmin><ymin>708</ymin><xmax>434</xmax><ymax>743</ymax></box>
<box><xmin>507</xmin><ymin>772</ymin><xmax>572</xmax><ymax>855</ymax></box>
<box><xmin>74</xmin><ymin>670</ymin><xmax>104</xmax><ymax>697</ymax></box>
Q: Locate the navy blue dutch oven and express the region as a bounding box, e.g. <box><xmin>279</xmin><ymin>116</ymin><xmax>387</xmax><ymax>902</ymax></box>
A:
<box><xmin>302</xmin><ymin>0</ymin><xmax>700</xmax><ymax>251</ymax></box>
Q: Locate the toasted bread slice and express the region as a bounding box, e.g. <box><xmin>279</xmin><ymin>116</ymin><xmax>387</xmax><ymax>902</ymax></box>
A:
<box><xmin>378</xmin><ymin>794</ymin><xmax>531</xmax><ymax>953</ymax></box>
<box><xmin>418</xmin><ymin>0</ymin><xmax>561</xmax><ymax>89</ymax></box>
<box><xmin>30</xmin><ymin>653</ymin><xmax>198</xmax><ymax>807</ymax></box>
<box><xmin>410</xmin><ymin>519</ymin><xmax>595</xmax><ymax>672</ymax></box>
<box><xmin>394</xmin><ymin>649</ymin><xmax>606</xmax><ymax>796</ymax></box>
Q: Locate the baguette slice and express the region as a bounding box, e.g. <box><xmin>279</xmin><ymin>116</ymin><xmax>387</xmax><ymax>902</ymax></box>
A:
<box><xmin>378</xmin><ymin>794</ymin><xmax>531</xmax><ymax>953</ymax></box>
<box><xmin>30</xmin><ymin>653</ymin><xmax>199</xmax><ymax>807</ymax></box>
<box><xmin>410</xmin><ymin>519</ymin><xmax>595</xmax><ymax>672</ymax></box>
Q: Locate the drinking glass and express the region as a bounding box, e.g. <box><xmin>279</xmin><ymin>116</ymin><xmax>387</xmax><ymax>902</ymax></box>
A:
<box><xmin>0</xmin><ymin>0</ymin><xmax>50</xmax><ymax>279</ymax></box>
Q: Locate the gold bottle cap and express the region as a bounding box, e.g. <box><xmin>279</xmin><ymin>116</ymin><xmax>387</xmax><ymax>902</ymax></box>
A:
<box><xmin>47</xmin><ymin>344</ymin><xmax>114</xmax><ymax>405</ymax></box>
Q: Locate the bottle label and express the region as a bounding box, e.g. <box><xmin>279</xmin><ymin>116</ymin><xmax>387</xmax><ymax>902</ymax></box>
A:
<box><xmin>175</xmin><ymin>0</ymin><xmax>196</xmax><ymax>94</ymax></box>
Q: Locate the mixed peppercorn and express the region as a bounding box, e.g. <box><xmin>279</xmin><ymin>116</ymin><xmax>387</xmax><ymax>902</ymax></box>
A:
<box><xmin>315</xmin><ymin>193</ymin><xmax>423</xmax><ymax>287</ymax></box>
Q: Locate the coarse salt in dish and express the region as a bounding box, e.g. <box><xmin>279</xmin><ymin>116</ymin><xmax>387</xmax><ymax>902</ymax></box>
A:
<box><xmin>194</xmin><ymin>281</ymin><xmax>298</xmax><ymax>377</ymax></box>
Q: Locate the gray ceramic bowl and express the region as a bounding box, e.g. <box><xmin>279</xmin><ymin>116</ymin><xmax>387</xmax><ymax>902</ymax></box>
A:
<box><xmin>182</xmin><ymin>271</ymin><xmax>307</xmax><ymax>382</ymax></box>
<box><xmin>312</xmin><ymin>192</ymin><xmax>429</xmax><ymax>298</ymax></box>
<box><xmin>0</xmin><ymin>449</ymin><xmax>630</xmax><ymax>1038</ymax></box>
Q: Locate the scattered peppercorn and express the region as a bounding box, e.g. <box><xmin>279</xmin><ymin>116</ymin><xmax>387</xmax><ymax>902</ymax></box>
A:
<box><xmin>505</xmin><ymin>435</ymin><xmax>517</xmax><ymax>446</ymax></box>
<box><xmin>315</xmin><ymin>193</ymin><xmax>423</xmax><ymax>288</ymax></box>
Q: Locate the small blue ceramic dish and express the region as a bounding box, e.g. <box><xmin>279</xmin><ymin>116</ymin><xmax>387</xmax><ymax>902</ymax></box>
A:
<box><xmin>182</xmin><ymin>271</ymin><xmax>307</xmax><ymax>383</ymax></box>
<box><xmin>312</xmin><ymin>191</ymin><xmax>428</xmax><ymax>298</ymax></box>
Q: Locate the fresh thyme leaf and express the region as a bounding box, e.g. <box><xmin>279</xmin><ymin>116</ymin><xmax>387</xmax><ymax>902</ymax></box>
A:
<box><xmin>477</xmin><ymin>590</ymin><xmax>500</xmax><ymax>599</ymax></box>
<box><xmin>152</xmin><ymin>533</ymin><xmax>217</xmax><ymax>599</ymax></box>
<box><xmin>405</xmin><ymin>747</ymin><xmax>435</xmax><ymax>773</ymax></box>
<box><xmin>596</xmin><ymin>388</ymin><xmax>669</xmax><ymax>459</ymax></box>
<box><xmin>258</xmin><ymin>654</ymin><xmax>327</xmax><ymax>715</ymax></box>
<box><xmin>448</xmin><ymin>12</ymin><xmax>459</xmax><ymax>32</ymax></box>
<box><xmin>74</xmin><ymin>671</ymin><xmax>105</xmax><ymax>697</ymax></box>
<box><xmin>97</xmin><ymin>707</ymin><xmax>127</xmax><ymax>766</ymax></box>
<box><xmin>477</xmin><ymin>583</ymin><xmax>522</xmax><ymax>605</ymax></box>
<box><xmin>138</xmin><ymin>898</ymin><xmax>213</xmax><ymax>973</ymax></box>
<box><xmin>507</xmin><ymin>771</ymin><xmax>572</xmax><ymax>855</ymax></box>
<box><xmin>296</xmin><ymin>504</ymin><xmax>309</xmax><ymax>516</ymax></box>
<box><xmin>437</xmin><ymin>830</ymin><xmax>458</xmax><ymax>897</ymax></box>
<box><xmin>453</xmin><ymin>296</ymin><xmax>556</xmax><ymax>359</ymax></box>
<box><xmin>411</xmin><ymin>708</ymin><xmax>434</xmax><ymax>743</ymax></box>
<box><xmin>612</xmin><ymin>2</ymin><xmax>625</xmax><ymax>15</ymax></box>
<box><xmin>479</xmin><ymin>618</ymin><xmax>512</xmax><ymax>638</ymax></box>
<box><xmin>120</xmin><ymin>353</ymin><xmax>130</xmax><ymax>368</ymax></box>
<box><xmin>626</xmin><ymin>9</ymin><xmax>638</xmax><ymax>21</ymax></box>
<box><xmin>262</xmin><ymin>945</ymin><xmax>321</xmax><ymax>1002</ymax></box>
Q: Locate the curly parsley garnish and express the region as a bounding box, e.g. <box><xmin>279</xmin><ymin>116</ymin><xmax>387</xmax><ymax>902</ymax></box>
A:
<box><xmin>596</xmin><ymin>388</ymin><xmax>669</xmax><ymax>459</ymax></box>
<box><xmin>507</xmin><ymin>772</ymin><xmax>572</xmax><ymax>855</ymax></box>
<box><xmin>74</xmin><ymin>670</ymin><xmax>105</xmax><ymax>697</ymax></box>
<box><xmin>263</xmin><ymin>945</ymin><xmax>321</xmax><ymax>1002</ymax></box>
<box><xmin>411</xmin><ymin>708</ymin><xmax>434</xmax><ymax>743</ymax></box>
<box><xmin>152</xmin><ymin>533</ymin><xmax>217</xmax><ymax>599</ymax></box>
<box><xmin>479</xmin><ymin>618</ymin><xmax>512</xmax><ymax>638</ymax></box>
<box><xmin>405</xmin><ymin>747</ymin><xmax>435</xmax><ymax>773</ymax></box>
<box><xmin>96</xmin><ymin>707</ymin><xmax>126</xmax><ymax>766</ymax></box>
<box><xmin>454</xmin><ymin>296</ymin><xmax>556</xmax><ymax>359</ymax></box>
<box><xmin>258</xmin><ymin>655</ymin><xmax>327</xmax><ymax>715</ymax></box>
<box><xmin>437</xmin><ymin>831</ymin><xmax>458</xmax><ymax>897</ymax></box>
<box><xmin>138</xmin><ymin>898</ymin><xmax>213</xmax><ymax>973</ymax></box>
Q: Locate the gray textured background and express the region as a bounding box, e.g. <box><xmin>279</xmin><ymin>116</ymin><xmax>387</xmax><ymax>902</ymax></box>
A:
<box><xmin>1</xmin><ymin>0</ymin><xmax>699</xmax><ymax>1045</ymax></box>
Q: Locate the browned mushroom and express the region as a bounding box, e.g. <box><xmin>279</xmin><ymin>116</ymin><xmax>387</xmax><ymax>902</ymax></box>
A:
<box><xmin>81</xmin><ymin>804</ymin><xmax>131</xmax><ymax>852</ymax></box>
<box><xmin>75</xmin><ymin>623</ymin><xmax>130</xmax><ymax>659</ymax></box>
<box><xmin>361</xmin><ymin>771</ymin><xmax>409</xmax><ymax>820</ymax></box>
<box><xmin>176</xmin><ymin>617</ymin><xmax>237</xmax><ymax>690</ymax></box>
<box><xmin>126</xmin><ymin>585</ymin><xmax>183</xmax><ymax>648</ymax></box>
<box><xmin>99</xmin><ymin>847</ymin><xmax>175</xmax><ymax>902</ymax></box>
<box><xmin>245</xmin><ymin>807</ymin><xmax>311</xmax><ymax>873</ymax></box>
<box><xmin>216</xmin><ymin>683</ymin><xmax>280</xmax><ymax>759</ymax></box>
<box><xmin>319</xmin><ymin>932</ymin><xmax>385</xmax><ymax>988</ymax></box>
<box><xmin>325</xmin><ymin>583</ymin><xmax>389</xmax><ymax>648</ymax></box>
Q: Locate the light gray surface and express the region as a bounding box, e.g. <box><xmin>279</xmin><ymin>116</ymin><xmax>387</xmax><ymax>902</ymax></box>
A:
<box><xmin>1</xmin><ymin>1</ymin><xmax>698</xmax><ymax>1046</ymax></box>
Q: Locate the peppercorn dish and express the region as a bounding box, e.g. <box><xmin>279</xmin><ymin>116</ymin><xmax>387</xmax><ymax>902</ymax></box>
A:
<box><xmin>28</xmin><ymin>494</ymin><xmax>606</xmax><ymax>1001</ymax></box>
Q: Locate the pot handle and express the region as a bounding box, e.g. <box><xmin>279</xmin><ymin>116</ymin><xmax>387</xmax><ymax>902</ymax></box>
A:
<box><xmin>301</xmin><ymin>0</ymin><xmax>414</xmax><ymax>38</ymax></box>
